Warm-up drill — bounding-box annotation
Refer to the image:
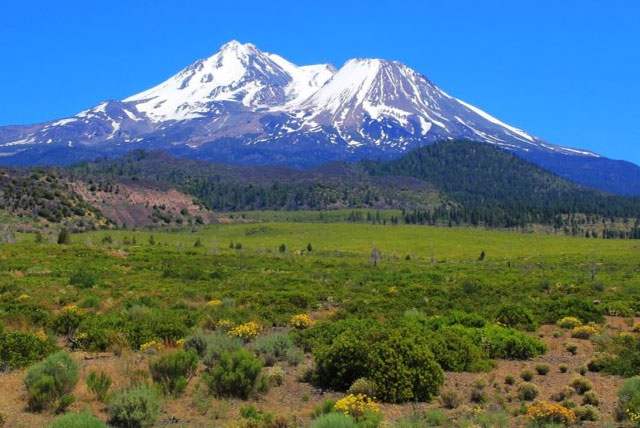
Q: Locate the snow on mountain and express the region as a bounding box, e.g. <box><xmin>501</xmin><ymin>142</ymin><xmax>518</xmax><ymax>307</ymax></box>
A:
<box><xmin>4</xmin><ymin>40</ymin><xmax>639</xmax><ymax>194</ymax></box>
<box><xmin>124</xmin><ymin>40</ymin><xmax>335</xmax><ymax>121</ymax></box>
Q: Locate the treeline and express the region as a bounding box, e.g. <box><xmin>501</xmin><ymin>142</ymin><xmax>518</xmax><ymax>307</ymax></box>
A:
<box><xmin>363</xmin><ymin>141</ymin><xmax>640</xmax><ymax>230</ymax></box>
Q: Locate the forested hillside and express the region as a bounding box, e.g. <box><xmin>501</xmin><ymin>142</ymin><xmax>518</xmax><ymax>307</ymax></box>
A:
<box><xmin>69</xmin><ymin>142</ymin><xmax>640</xmax><ymax>237</ymax></box>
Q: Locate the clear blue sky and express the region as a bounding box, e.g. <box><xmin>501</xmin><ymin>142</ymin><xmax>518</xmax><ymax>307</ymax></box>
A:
<box><xmin>2</xmin><ymin>0</ymin><xmax>639</xmax><ymax>163</ymax></box>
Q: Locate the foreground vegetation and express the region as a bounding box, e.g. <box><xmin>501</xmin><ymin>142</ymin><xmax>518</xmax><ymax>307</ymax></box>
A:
<box><xmin>1</xmin><ymin>222</ymin><xmax>640</xmax><ymax>427</ymax></box>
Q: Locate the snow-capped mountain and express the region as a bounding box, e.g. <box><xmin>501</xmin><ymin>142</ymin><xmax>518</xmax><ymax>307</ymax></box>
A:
<box><xmin>1</xmin><ymin>40</ymin><xmax>639</xmax><ymax>195</ymax></box>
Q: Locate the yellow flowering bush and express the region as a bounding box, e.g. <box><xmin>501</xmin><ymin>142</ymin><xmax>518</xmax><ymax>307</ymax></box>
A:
<box><xmin>527</xmin><ymin>402</ymin><xmax>576</xmax><ymax>426</ymax></box>
<box><xmin>140</xmin><ymin>340</ymin><xmax>164</xmax><ymax>352</ymax></box>
<box><xmin>388</xmin><ymin>286</ymin><xmax>398</xmax><ymax>294</ymax></box>
<box><xmin>571</xmin><ymin>325</ymin><xmax>599</xmax><ymax>339</ymax></box>
<box><xmin>217</xmin><ymin>319</ymin><xmax>235</xmax><ymax>330</ymax></box>
<box><xmin>334</xmin><ymin>394</ymin><xmax>380</xmax><ymax>418</ymax></box>
<box><xmin>228</xmin><ymin>321</ymin><xmax>261</xmax><ymax>340</ymax></box>
<box><xmin>176</xmin><ymin>338</ymin><xmax>185</xmax><ymax>347</ymax></box>
<box><xmin>290</xmin><ymin>314</ymin><xmax>313</xmax><ymax>329</ymax></box>
<box><xmin>206</xmin><ymin>299</ymin><xmax>222</xmax><ymax>307</ymax></box>
<box><xmin>557</xmin><ymin>316</ymin><xmax>582</xmax><ymax>329</ymax></box>
<box><xmin>633</xmin><ymin>323</ymin><xmax>640</xmax><ymax>333</ymax></box>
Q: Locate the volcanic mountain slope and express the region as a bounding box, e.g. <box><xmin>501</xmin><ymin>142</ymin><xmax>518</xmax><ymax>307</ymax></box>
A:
<box><xmin>1</xmin><ymin>40</ymin><xmax>639</xmax><ymax>194</ymax></box>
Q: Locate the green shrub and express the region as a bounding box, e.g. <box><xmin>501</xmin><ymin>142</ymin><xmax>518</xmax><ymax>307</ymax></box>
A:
<box><xmin>310</xmin><ymin>413</ymin><xmax>357</xmax><ymax>428</ymax></box>
<box><xmin>551</xmin><ymin>386</ymin><xmax>575</xmax><ymax>402</ymax></box>
<box><xmin>535</xmin><ymin>363</ymin><xmax>550</xmax><ymax>376</ymax></box>
<box><xmin>582</xmin><ymin>391</ymin><xmax>599</xmax><ymax>406</ymax></box>
<box><xmin>86</xmin><ymin>370</ymin><xmax>112</xmax><ymax>402</ymax></box>
<box><xmin>312</xmin><ymin>399</ymin><xmax>336</xmax><ymax>419</ymax></box>
<box><xmin>505</xmin><ymin>375</ymin><xmax>516</xmax><ymax>385</ymax></box>
<box><xmin>205</xmin><ymin>348</ymin><xmax>264</xmax><ymax>399</ymax></box>
<box><xmin>149</xmin><ymin>349</ymin><xmax>198</xmax><ymax>396</ymax></box>
<box><xmin>617</xmin><ymin>376</ymin><xmax>640</xmax><ymax>424</ymax></box>
<box><xmin>470</xmin><ymin>387</ymin><xmax>488</xmax><ymax>404</ymax></box>
<box><xmin>602</xmin><ymin>335</ymin><xmax>640</xmax><ymax>377</ymax></box>
<box><xmin>565</xmin><ymin>343</ymin><xmax>578</xmax><ymax>355</ymax></box>
<box><xmin>348</xmin><ymin>378</ymin><xmax>376</xmax><ymax>397</ymax></box>
<box><xmin>439</xmin><ymin>390</ymin><xmax>461</xmax><ymax>409</ymax></box>
<box><xmin>429</xmin><ymin>327</ymin><xmax>488</xmax><ymax>371</ymax></box>
<box><xmin>184</xmin><ymin>329</ymin><xmax>209</xmax><ymax>357</ymax></box>
<box><xmin>315</xmin><ymin>327</ymin><xmax>444</xmax><ymax>403</ymax></box>
<box><xmin>569</xmin><ymin>376</ymin><xmax>592</xmax><ymax>394</ymax></box>
<box><xmin>284</xmin><ymin>347</ymin><xmax>304</xmax><ymax>366</ymax></box>
<box><xmin>544</xmin><ymin>298</ymin><xmax>603</xmax><ymax>324</ymax></box>
<box><xmin>46</xmin><ymin>412</ymin><xmax>108</xmax><ymax>428</ymax></box>
<box><xmin>494</xmin><ymin>303</ymin><xmax>538</xmax><ymax>331</ymax></box>
<box><xmin>520</xmin><ymin>368</ymin><xmax>534</xmax><ymax>381</ymax></box>
<box><xmin>108</xmin><ymin>385</ymin><xmax>162</xmax><ymax>428</ymax></box>
<box><xmin>69</xmin><ymin>269</ymin><xmax>97</xmax><ymax>288</ymax></box>
<box><xmin>202</xmin><ymin>331</ymin><xmax>243</xmax><ymax>368</ymax></box>
<box><xmin>559</xmin><ymin>364</ymin><xmax>568</xmax><ymax>373</ymax></box>
<box><xmin>254</xmin><ymin>332</ymin><xmax>296</xmax><ymax>361</ymax></box>
<box><xmin>0</xmin><ymin>330</ymin><xmax>55</xmax><ymax>369</ymax></box>
<box><xmin>265</xmin><ymin>366</ymin><xmax>285</xmax><ymax>386</ymax></box>
<box><xmin>24</xmin><ymin>351</ymin><xmax>78</xmax><ymax>412</ymax></box>
<box><xmin>517</xmin><ymin>382</ymin><xmax>539</xmax><ymax>401</ymax></box>
<box><xmin>574</xmin><ymin>405</ymin><xmax>600</xmax><ymax>422</ymax></box>
<box><xmin>454</xmin><ymin>325</ymin><xmax>546</xmax><ymax>360</ymax></box>
<box><xmin>587</xmin><ymin>352</ymin><xmax>616</xmax><ymax>372</ymax></box>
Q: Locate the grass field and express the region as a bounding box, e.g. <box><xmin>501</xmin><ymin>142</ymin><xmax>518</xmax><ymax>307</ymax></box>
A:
<box><xmin>2</xmin><ymin>221</ymin><xmax>640</xmax><ymax>427</ymax></box>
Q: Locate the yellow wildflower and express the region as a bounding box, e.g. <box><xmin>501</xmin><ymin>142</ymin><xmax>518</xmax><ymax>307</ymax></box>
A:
<box><xmin>17</xmin><ymin>293</ymin><xmax>30</xmax><ymax>301</ymax></box>
<box><xmin>334</xmin><ymin>394</ymin><xmax>380</xmax><ymax>418</ymax></box>
<box><xmin>228</xmin><ymin>321</ymin><xmax>261</xmax><ymax>340</ymax></box>
<box><xmin>290</xmin><ymin>314</ymin><xmax>313</xmax><ymax>329</ymax></box>
<box><xmin>206</xmin><ymin>299</ymin><xmax>222</xmax><ymax>307</ymax></box>
<box><xmin>556</xmin><ymin>316</ymin><xmax>582</xmax><ymax>329</ymax></box>
<box><xmin>527</xmin><ymin>402</ymin><xmax>575</xmax><ymax>425</ymax></box>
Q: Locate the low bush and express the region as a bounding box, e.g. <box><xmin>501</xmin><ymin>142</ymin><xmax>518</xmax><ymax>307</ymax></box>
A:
<box><xmin>439</xmin><ymin>390</ymin><xmax>461</xmax><ymax>409</ymax></box>
<box><xmin>617</xmin><ymin>376</ymin><xmax>640</xmax><ymax>425</ymax></box>
<box><xmin>517</xmin><ymin>382</ymin><xmax>539</xmax><ymax>401</ymax></box>
<box><xmin>348</xmin><ymin>378</ymin><xmax>376</xmax><ymax>398</ymax></box>
<box><xmin>254</xmin><ymin>332</ymin><xmax>297</xmax><ymax>361</ymax></box>
<box><xmin>551</xmin><ymin>386</ymin><xmax>575</xmax><ymax>402</ymax></box>
<box><xmin>569</xmin><ymin>376</ymin><xmax>592</xmax><ymax>394</ymax></box>
<box><xmin>587</xmin><ymin>352</ymin><xmax>616</xmax><ymax>372</ymax></box>
<box><xmin>68</xmin><ymin>269</ymin><xmax>98</xmax><ymax>288</ymax></box>
<box><xmin>526</xmin><ymin>402</ymin><xmax>575</xmax><ymax>425</ymax></box>
<box><xmin>559</xmin><ymin>364</ymin><xmax>568</xmax><ymax>373</ymax></box>
<box><xmin>574</xmin><ymin>405</ymin><xmax>600</xmax><ymax>422</ymax></box>
<box><xmin>494</xmin><ymin>303</ymin><xmax>538</xmax><ymax>331</ymax></box>
<box><xmin>228</xmin><ymin>321</ymin><xmax>261</xmax><ymax>341</ymax></box>
<box><xmin>0</xmin><ymin>330</ymin><xmax>55</xmax><ymax>370</ymax></box>
<box><xmin>24</xmin><ymin>351</ymin><xmax>78</xmax><ymax>412</ymax></box>
<box><xmin>264</xmin><ymin>366</ymin><xmax>285</xmax><ymax>386</ymax></box>
<box><xmin>565</xmin><ymin>343</ymin><xmax>578</xmax><ymax>355</ymax></box>
<box><xmin>334</xmin><ymin>394</ymin><xmax>379</xmax><ymax>417</ymax></box>
<box><xmin>284</xmin><ymin>347</ymin><xmax>304</xmax><ymax>366</ymax></box>
<box><xmin>582</xmin><ymin>391</ymin><xmax>599</xmax><ymax>406</ymax></box>
<box><xmin>149</xmin><ymin>349</ymin><xmax>198</xmax><ymax>396</ymax></box>
<box><xmin>535</xmin><ymin>363</ymin><xmax>550</xmax><ymax>376</ymax></box>
<box><xmin>46</xmin><ymin>412</ymin><xmax>108</xmax><ymax>428</ymax></box>
<box><xmin>429</xmin><ymin>327</ymin><xmax>489</xmax><ymax>371</ymax></box>
<box><xmin>520</xmin><ymin>368</ymin><xmax>534</xmax><ymax>381</ymax></box>
<box><xmin>504</xmin><ymin>375</ymin><xmax>516</xmax><ymax>385</ymax></box>
<box><xmin>202</xmin><ymin>331</ymin><xmax>243</xmax><ymax>368</ymax></box>
<box><xmin>556</xmin><ymin>316</ymin><xmax>582</xmax><ymax>329</ymax></box>
<box><xmin>310</xmin><ymin>413</ymin><xmax>357</xmax><ymax>428</ymax></box>
<box><xmin>571</xmin><ymin>325</ymin><xmax>598</xmax><ymax>340</ymax></box>
<box><xmin>205</xmin><ymin>348</ymin><xmax>264</xmax><ymax>399</ymax></box>
<box><xmin>312</xmin><ymin>399</ymin><xmax>336</xmax><ymax>419</ymax></box>
<box><xmin>108</xmin><ymin>384</ymin><xmax>162</xmax><ymax>428</ymax></box>
<box><xmin>86</xmin><ymin>370</ymin><xmax>112</xmax><ymax>402</ymax></box>
<box><xmin>455</xmin><ymin>325</ymin><xmax>546</xmax><ymax>360</ymax></box>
